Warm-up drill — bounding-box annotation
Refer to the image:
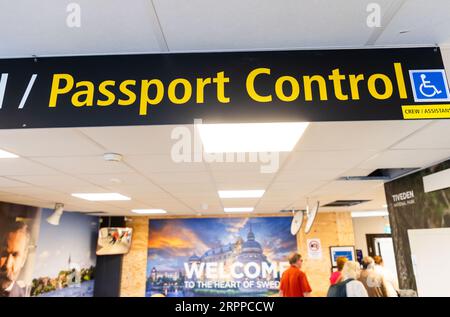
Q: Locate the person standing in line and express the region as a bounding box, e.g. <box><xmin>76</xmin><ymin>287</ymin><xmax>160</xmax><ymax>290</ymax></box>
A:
<box><xmin>373</xmin><ymin>256</ymin><xmax>399</xmax><ymax>297</ymax></box>
<box><xmin>358</xmin><ymin>256</ymin><xmax>387</xmax><ymax>297</ymax></box>
<box><xmin>330</xmin><ymin>256</ymin><xmax>348</xmax><ymax>285</ymax></box>
<box><xmin>279</xmin><ymin>253</ymin><xmax>312</xmax><ymax>297</ymax></box>
<box><xmin>327</xmin><ymin>261</ymin><xmax>368</xmax><ymax>297</ymax></box>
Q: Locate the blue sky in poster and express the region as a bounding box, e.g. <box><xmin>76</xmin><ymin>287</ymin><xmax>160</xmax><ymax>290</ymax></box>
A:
<box><xmin>147</xmin><ymin>217</ymin><xmax>295</xmax><ymax>276</ymax></box>
<box><xmin>33</xmin><ymin>209</ymin><xmax>98</xmax><ymax>279</ymax></box>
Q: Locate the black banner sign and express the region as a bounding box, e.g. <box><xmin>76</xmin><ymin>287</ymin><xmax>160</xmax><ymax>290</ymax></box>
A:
<box><xmin>0</xmin><ymin>47</ymin><xmax>448</xmax><ymax>129</ymax></box>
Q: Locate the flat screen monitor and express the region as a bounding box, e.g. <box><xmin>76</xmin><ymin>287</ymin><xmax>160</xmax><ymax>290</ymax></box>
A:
<box><xmin>329</xmin><ymin>246</ymin><xmax>355</xmax><ymax>267</ymax></box>
<box><xmin>96</xmin><ymin>227</ymin><xmax>133</xmax><ymax>255</ymax></box>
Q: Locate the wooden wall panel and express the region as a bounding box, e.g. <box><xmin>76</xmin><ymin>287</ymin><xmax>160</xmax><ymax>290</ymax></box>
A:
<box><xmin>120</xmin><ymin>217</ymin><xmax>149</xmax><ymax>297</ymax></box>
<box><xmin>297</xmin><ymin>212</ymin><xmax>354</xmax><ymax>297</ymax></box>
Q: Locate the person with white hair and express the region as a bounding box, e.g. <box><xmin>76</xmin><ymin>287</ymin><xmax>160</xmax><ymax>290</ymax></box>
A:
<box><xmin>327</xmin><ymin>261</ymin><xmax>368</xmax><ymax>297</ymax></box>
<box><xmin>373</xmin><ymin>256</ymin><xmax>399</xmax><ymax>297</ymax></box>
<box><xmin>358</xmin><ymin>256</ymin><xmax>387</xmax><ymax>297</ymax></box>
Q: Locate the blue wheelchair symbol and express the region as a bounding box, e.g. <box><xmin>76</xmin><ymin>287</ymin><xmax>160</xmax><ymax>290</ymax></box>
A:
<box><xmin>409</xmin><ymin>69</ymin><xmax>450</xmax><ymax>102</ymax></box>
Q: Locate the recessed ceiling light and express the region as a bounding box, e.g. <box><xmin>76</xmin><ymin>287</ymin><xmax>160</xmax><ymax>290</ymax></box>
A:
<box><xmin>0</xmin><ymin>149</ymin><xmax>19</xmax><ymax>158</ymax></box>
<box><xmin>71</xmin><ymin>193</ymin><xmax>131</xmax><ymax>201</ymax></box>
<box><xmin>103</xmin><ymin>153</ymin><xmax>123</xmax><ymax>162</ymax></box>
<box><xmin>197</xmin><ymin>122</ymin><xmax>309</xmax><ymax>153</ymax></box>
<box><xmin>224</xmin><ymin>207</ymin><xmax>254</xmax><ymax>213</ymax></box>
<box><xmin>109</xmin><ymin>178</ymin><xmax>123</xmax><ymax>184</ymax></box>
<box><xmin>351</xmin><ymin>210</ymin><xmax>389</xmax><ymax>218</ymax></box>
<box><xmin>218</xmin><ymin>190</ymin><xmax>265</xmax><ymax>198</ymax></box>
<box><xmin>131</xmin><ymin>209</ymin><xmax>167</xmax><ymax>214</ymax></box>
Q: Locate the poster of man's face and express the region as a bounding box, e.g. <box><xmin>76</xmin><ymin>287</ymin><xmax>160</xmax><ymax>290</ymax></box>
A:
<box><xmin>0</xmin><ymin>202</ymin><xmax>40</xmax><ymax>297</ymax></box>
<box><xmin>0</xmin><ymin>223</ymin><xmax>30</xmax><ymax>296</ymax></box>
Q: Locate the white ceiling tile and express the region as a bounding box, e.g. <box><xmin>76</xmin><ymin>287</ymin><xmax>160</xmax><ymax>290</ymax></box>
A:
<box><xmin>163</xmin><ymin>185</ymin><xmax>217</xmax><ymax>196</ymax></box>
<box><xmin>60</xmin><ymin>201</ymin><xmax>113</xmax><ymax>213</ymax></box>
<box><xmin>0</xmin><ymin>186</ymin><xmax>72</xmax><ymax>202</ymax></box>
<box><xmin>376</xmin><ymin>0</ymin><xmax>450</xmax><ymax>46</ymax></box>
<box><xmin>221</xmin><ymin>198</ymin><xmax>260</xmax><ymax>207</ymax></box>
<box><xmin>0</xmin><ymin>158</ymin><xmax>59</xmax><ymax>176</ymax></box>
<box><xmin>309</xmin><ymin>180</ymin><xmax>382</xmax><ymax>197</ymax></box>
<box><xmin>0</xmin><ymin>128</ymin><xmax>104</xmax><ymax>157</ymax></box>
<box><xmin>275</xmin><ymin>168</ymin><xmax>347</xmax><ymax>182</ymax></box>
<box><xmin>0</xmin><ymin>196</ymin><xmax>55</xmax><ymax>209</ymax></box>
<box><xmin>355</xmin><ymin>184</ymin><xmax>387</xmax><ymax>200</ymax></box>
<box><xmin>391</xmin><ymin>121</ymin><xmax>450</xmax><ymax>149</ymax></box>
<box><xmin>146</xmin><ymin>171</ymin><xmax>211</xmax><ymax>184</ymax></box>
<box><xmin>358</xmin><ymin>149</ymin><xmax>450</xmax><ymax>169</ymax></box>
<box><xmin>101</xmin><ymin>200</ymin><xmax>154</xmax><ymax>210</ymax></box>
<box><xmin>125</xmin><ymin>154</ymin><xmax>206</xmax><ymax>174</ymax></box>
<box><xmin>206</xmin><ymin>152</ymin><xmax>290</xmax><ymax>174</ymax></box>
<box><xmin>0</xmin><ymin>177</ymin><xmax>31</xmax><ymax>187</ymax></box>
<box><xmin>155</xmin><ymin>201</ymin><xmax>193</xmax><ymax>213</ymax></box>
<box><xmin>154</xmin><ymin>0</ymin><xmax>395</xmax><ymax>51</ymax></box>
<box><xmin>104</xmin><ymin>183</ymin><xmax>174</xmax><ymax>197</ymax></box>
<box><xmin>212</xmin><ymin>171</ymin><xmax>276</xmax><ymax>187</ymax></box>
<box><xmin>295</xmin><ymin>121</ymin><xmax>431</xmax><ymax>151</ymax></box>
<box><xmin>338</xmin><ymin>168</ymin><xmax>377</xmax><ymax>177</ymax></box>
<box><xmin>77</xmin><ymin>173</ymin><xmax>152</xmax><ymax>187</ymax></box>
<box><xmin>265</xmin><ymin>180</ymin><xmax>326</xmax><ymax>196</ymax></box>
<box><xmin>254</xmin><ymin>204</ymin><xmax>289</xmax><ymax>213</ymax></box>
<box><xmin>79</xmin><ymin>125</ymin><xmax>185</xmax><ymax>155</ymax></box>
<box><xmin>181</xmin><ymin>196</ymin><xmax>219</xmax><ymax>205</ymax></box>
<box><xmin>61</xmin><ymin>205</ymin><xmax>105</xmax><ymax>213</ymax></box>
<box><xmin>256</xmin><ymin>200</ymin><xmax>296</xmax><ymax>212</ymax></box>
<box><xmin>7</xmin><ymin>174</ymin><xmax>106</xmax><ymax>194</ymax></box>
<box><xmin>185</xmin><ymin>205</ymin><xmax>223</xmax><ymax>213</ymax></box>
<box><xmin>0</xmin><ymin>0</ymin><xmax>161</xmax><ymax>57</ymax></box>
<box><xmin>127</xmin><ymin>190</ymin><xmax>184</xmax><ymax>205</ymax></box>
<box><xmin>32</xmin><ymin>156</ymin><xmax>133</xmax><ymax>174</ymax></box>
<box><xmin>283</xmin><ymin>150</ymin><xmax>378</xmax><ymax>170</ymax></box>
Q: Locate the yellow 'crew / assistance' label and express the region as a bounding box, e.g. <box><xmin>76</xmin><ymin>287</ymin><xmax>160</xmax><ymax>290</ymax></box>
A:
<box><xmin>401</xmin><ymin>104</ymin><xmax>450</xmax><ymax>119</ymax></box>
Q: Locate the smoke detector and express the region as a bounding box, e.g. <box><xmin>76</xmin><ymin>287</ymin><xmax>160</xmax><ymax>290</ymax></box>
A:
<box><xmin>103</xmin><ymin>153</ymin><xmax>123</xmax><ymax>162</ymax></box>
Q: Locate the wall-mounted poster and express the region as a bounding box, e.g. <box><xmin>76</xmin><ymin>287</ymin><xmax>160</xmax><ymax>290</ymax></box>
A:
<box><xmin>307</xmin><ymin>238</ymin><xmax>322</xmax><ymax>260</ymax></box>
<box><xmin>31</xmin><ymin>209</ymin><xmax>98</xmax><ymax>297</ymax></box>
<box><xmin>329</xmin><ymin>246</ymin><xmax>356</xmax><ymax>268</ymax></box>
<box><xmin>385</xmin><ymin>159</ymin><xmax>450</xmax><ymax>290</ymax></box>
<box><xmin>146</xmin><ymin>217</ymin><xmax>296</xmax><ymax>297</ymax></box>
<box><xmin>0</xmin><ymin>202</ymin><xmax>41</xmax><ymax>297</ymax></box>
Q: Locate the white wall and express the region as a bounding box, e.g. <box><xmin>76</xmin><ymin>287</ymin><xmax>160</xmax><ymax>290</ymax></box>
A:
<box><xmin>352</xmin><ymin>216</ymin><xmax>390</xmax><ymax>256</ymax></box>
<box><xmin>442</xmin><ymin>46</ymin><xmax>450</xmax><ymax>82</ymax></box>
<box><xmin>408</xmin><ymin>228</ymin><xmax>450</xmax><ymax>297</ymax></box>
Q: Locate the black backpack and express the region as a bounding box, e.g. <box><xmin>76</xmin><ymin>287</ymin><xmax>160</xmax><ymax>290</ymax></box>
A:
<box><xmin>327</xmin><ymin>279</ymin><xmax>354</xmax><ymax>297</ymax></box>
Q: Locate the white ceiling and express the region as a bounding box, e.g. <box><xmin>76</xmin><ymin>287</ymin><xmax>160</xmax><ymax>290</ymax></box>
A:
<box><xmin>1</xmin><ymin>0</ymin><xmax>450</xmax><ymax>57</ymax></box>
<box><xmin>0</xmin><ymin>1</ymin><xmax>449</xmax><ymax>216</ymax></box>
<box><xmin>0</xmin><ymin>120</ymin><xmax>448</xmax><ymax>216</ymax></box>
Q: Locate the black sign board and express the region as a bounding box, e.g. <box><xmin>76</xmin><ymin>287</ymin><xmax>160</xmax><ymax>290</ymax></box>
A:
<box><xmin>0</xmin><ymin>47</ymin><xmax>448</xmax><ymax>129</ymax></box>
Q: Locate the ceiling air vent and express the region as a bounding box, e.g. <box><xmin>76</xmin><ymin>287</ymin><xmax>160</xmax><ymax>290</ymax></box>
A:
<box><xmin>322</xmin><ymin>200</ymin><xmax>370</xmax><ymax>207</ymax></box>
<box><xmin>338</xmin><ymin>168</ymin><xmax>419</xmax><ymax>181</ymax></box>
<box><xmin>85</xmin><ymin>211</ymin><xmax>107</xmax><ymax>215</ymax></box>
<box><xmin>280</xmin><ymin>209</ymin><xmax>305</xmax><ymax>213</ymax></box>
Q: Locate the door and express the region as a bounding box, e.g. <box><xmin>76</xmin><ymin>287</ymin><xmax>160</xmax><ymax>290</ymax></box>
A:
<box><xmin>373</xmin><ymin>237</ymin><xmax>398</xmax><ymax>279</ymax></box>
<box><xmin>366</xmin><ymin>233</ymin><xmax>398</xmax><ymax>280</ymax></box>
